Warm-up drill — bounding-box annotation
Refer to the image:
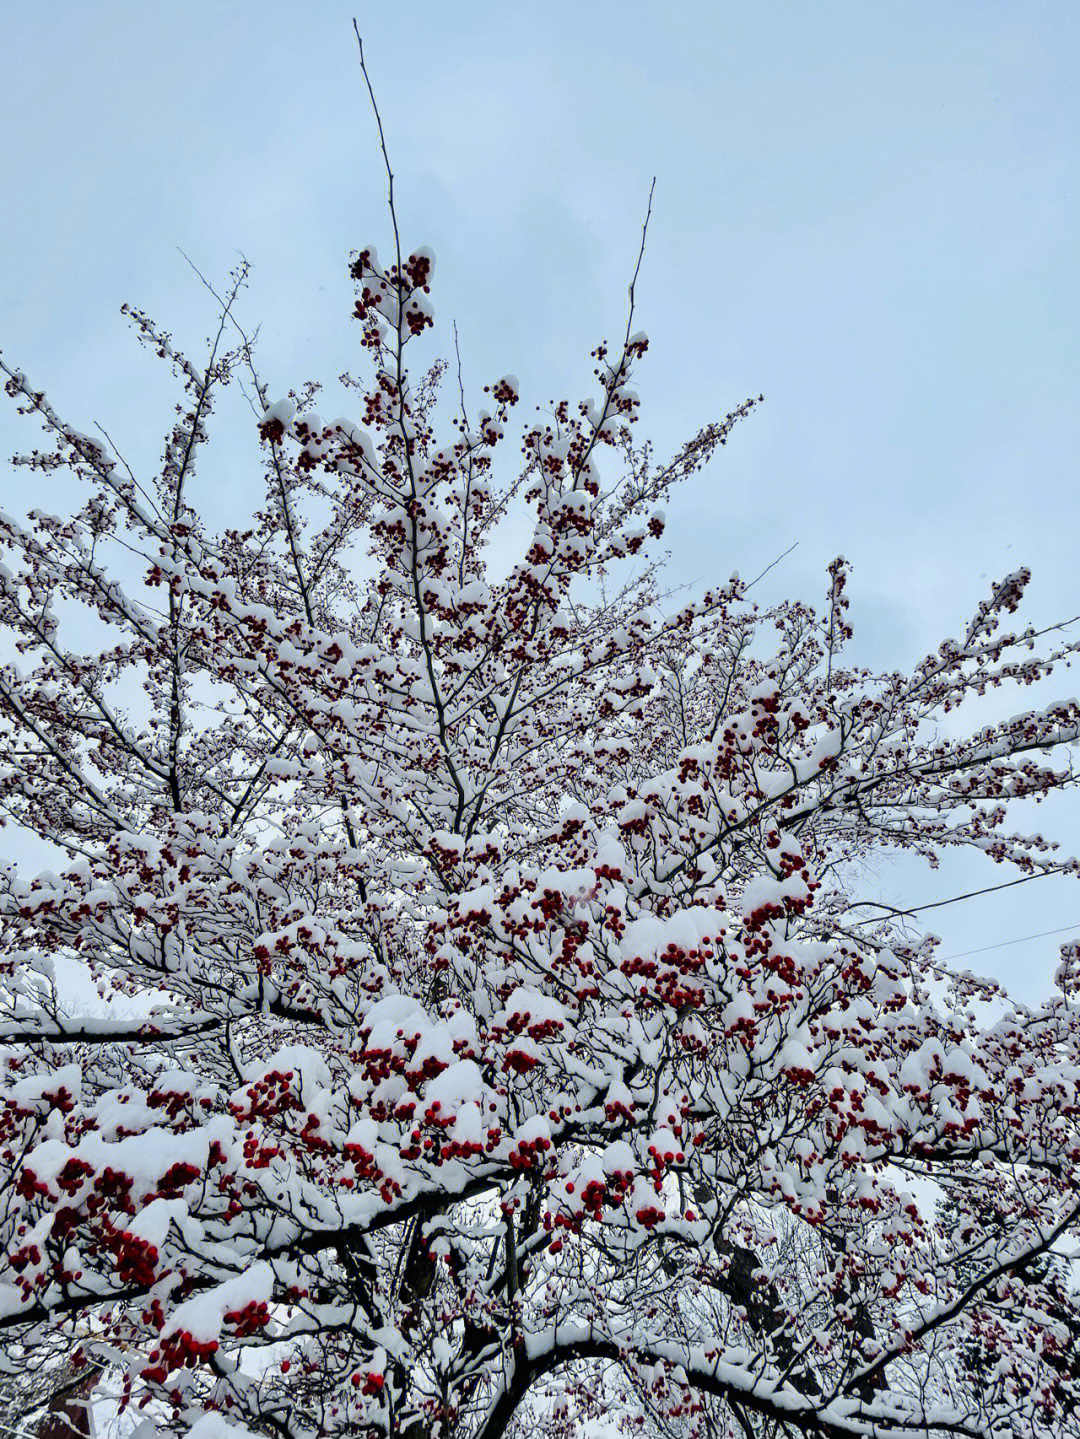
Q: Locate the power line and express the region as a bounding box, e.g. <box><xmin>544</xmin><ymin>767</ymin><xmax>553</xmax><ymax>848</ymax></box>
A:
<box><xmin>936</xmin><ymin>920</ymin><xmax>1080</xmax><ymax>966</ymax></box>
<box><xmin>848</xmin><ymin>864</ymin><xmax>1071</xmax><ymax>927</ymax></box>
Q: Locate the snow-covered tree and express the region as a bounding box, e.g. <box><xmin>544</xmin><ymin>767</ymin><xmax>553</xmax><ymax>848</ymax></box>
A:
<box><xmin>2</xmin><ymin>69</ymin><xmax>1080</xmax><ymax>1439</ymax></box>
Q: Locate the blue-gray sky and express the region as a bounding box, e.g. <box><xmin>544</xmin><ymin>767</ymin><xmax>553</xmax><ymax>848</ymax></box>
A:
<box><xmin>2</xmin><ymin>1</ymin><xmax>1078</xmax><ymax>1001</ymax></box>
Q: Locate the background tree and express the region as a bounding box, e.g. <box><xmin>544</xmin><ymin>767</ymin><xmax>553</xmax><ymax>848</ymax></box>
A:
<box><xmin>1</xmin><ymin>50</ymin><xmax>1080</xmax><ymax>1439</ymax></box>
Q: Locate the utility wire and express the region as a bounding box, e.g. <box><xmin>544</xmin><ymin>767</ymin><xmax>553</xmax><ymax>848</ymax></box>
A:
<box><xmin>936</xmin><ymin>920</ymin><xmax>1080</xmax><ymax>966</ymax></box>
<box><xmin>848</xmin><ymin>864</ymin><xmax>1071</xmax><ymax>927</ymax></box>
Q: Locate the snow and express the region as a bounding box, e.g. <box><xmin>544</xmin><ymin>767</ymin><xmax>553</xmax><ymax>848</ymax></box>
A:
<box><xmin>162</xmin><ymin>1262</ymin><xmax>273</xmax><ymax>1344</ymax></box>
<box><xmin>424</xmin><ymin>1059</ymin><xmax>484</xmax><ymax>1111</ymax></box>
<box><xmin>244</xmin><ymin>1044</ymin><xmax>333</xmax><ymax>1095</ymax></box>
<box><xmin>260</xmin><ymin>398</ymin><xmax>297</xmax><ymax>429</ymax></box>
<box><xmin>186</xmin><ymin>1418</ymin><xmax>259</xmax><ymax>1439</ymax></box>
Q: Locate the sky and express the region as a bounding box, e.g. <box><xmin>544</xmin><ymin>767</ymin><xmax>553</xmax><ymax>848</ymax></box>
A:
<box><xmin>2</xmin><ymin>0</ymin><xmax>1079</xmax><ymax>1002</ymax></box>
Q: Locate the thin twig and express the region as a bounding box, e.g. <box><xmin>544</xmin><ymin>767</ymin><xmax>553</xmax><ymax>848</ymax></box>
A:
<box><xmin>746</xmin><ymin>541</ymin><xmax>798</xmax><ymax>592</ymax></box>
<box><xmin>625</xmin><ymin>177</ymin><xmax>656</xmax><ymax>345</ymax></box>
<box><xmin>353</xmin><ymin>23</ymin><xmax>401</xmax><ymax>275</ymax></box>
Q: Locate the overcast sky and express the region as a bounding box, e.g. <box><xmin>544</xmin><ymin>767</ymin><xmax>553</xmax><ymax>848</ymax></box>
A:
<box><xmin>2</xmin><ymin>1</ymin><xmax>1079</xmax><ymax>1001</ymax></box>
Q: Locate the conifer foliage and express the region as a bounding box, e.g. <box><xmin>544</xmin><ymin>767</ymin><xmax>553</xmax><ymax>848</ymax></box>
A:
<box><xmin>2</xmin><ymin>59</ymin><xmax>1080</xmax><ymax>1439</ymax></box>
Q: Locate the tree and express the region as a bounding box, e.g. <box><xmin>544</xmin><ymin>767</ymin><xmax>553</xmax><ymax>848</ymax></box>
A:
<box><xmin>2</xmin><ymin>55</ymin><xmax>1080</xmax><ymax>1439</ymax></box>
